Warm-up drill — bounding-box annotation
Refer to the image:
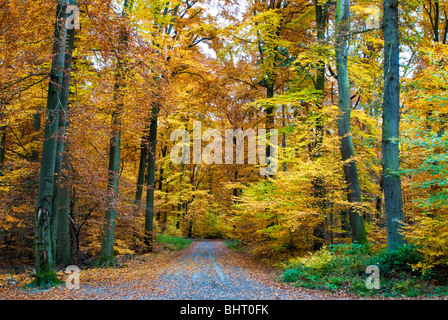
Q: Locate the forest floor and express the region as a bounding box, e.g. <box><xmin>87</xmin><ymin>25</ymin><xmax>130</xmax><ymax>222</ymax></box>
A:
<box><xmin>0</xmin><ymin>240</ymin><xmax>441</xmax><ymax>300</ymax></box>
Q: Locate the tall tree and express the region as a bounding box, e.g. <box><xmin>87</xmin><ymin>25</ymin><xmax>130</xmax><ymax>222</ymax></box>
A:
<box><xmin>28</xmin><ymin>0</ymin><xmax>75</xmax><ymax>288</ymax></box>
<box><xmin>54</xmin><ymin>6</ymin><xmax>77</xmax><ymax>266</ymax></box>
<box><xmin>382</xmin><ymin>0</ymin><xmax>405</xmax><ymax>251</ymax></box>
<box><xmin>0</xmin><ymin>122</ymin><xmax>5</xmax><ymax>176</ymax></box>
<box><xmin>144</xmin><ymin>105</ymin><xmax>158</xmax><ymax>252</ymax></box>
<box><xmin>311</xmin><ymin>0</ymin><xmax>329</xmax><ymax>250</ymax></box>
<box><xmin>135</xmin><ymin>128</ymin><xmax>149</xmax><ymax>206</ymax></box>
<box><xmin>335</xmin><ymin>0</ymin><xmax>368</xmax><ymax>245</ymax></box>
<box><xmin>99</xmin><ymin>0</ymin><xmax>134</xmax><ymax>266</ymax></box>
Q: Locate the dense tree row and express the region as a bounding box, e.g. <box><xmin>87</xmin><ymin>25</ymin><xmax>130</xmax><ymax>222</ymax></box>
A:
<box><xmin>1</xmin><ymin>0</ymin><xmax>448</xmax><ymax>288</ymax></box>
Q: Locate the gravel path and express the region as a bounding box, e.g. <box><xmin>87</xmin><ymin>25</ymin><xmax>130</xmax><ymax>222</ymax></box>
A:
<box><xmin>150</xmin><ymin>240</ymin><xmax>312</xmax><ymax>300</ymax></box>
<box><xmin>2</xmin><ymin>240</ymin><xmax>351</xmax><ymax>300</ymax></box>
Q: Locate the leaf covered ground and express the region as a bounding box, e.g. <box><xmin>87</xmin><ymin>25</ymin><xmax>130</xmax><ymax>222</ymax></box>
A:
<box><xmin>0</xmin><ymin>241</ymin><xmax>445</xmax><ymax>300</ymax></box>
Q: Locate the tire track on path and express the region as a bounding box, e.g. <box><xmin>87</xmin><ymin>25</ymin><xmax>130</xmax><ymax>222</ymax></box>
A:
<box><xmin>152</xmin><ymin>240</ymin><xmax>312</xmax><ymax>300</ymax></box>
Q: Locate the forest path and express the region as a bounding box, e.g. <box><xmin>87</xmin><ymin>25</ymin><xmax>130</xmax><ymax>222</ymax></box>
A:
<box><xmin>149</xmin><ymin>240</ymin><xmax>316</xmax><ymax>300</ymax></box>
<box><xmin>1</xmin><ymin>240</ymin><xmax>355</xmax><ymax>299</ymax></box>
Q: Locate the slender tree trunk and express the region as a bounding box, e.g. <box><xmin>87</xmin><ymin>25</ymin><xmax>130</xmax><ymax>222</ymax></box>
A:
<box><xmin>383</xmin><ymin>0</ymin><xmax>405</xmax><ymax>251</ymax></box>
<box><xmin>335</xmin><ymin>0</ymin><xmax>368</xmax><ymax>245</ymax></box>
<box><xmin>100</xmin><ymin>113</ymin><xmax>121</xmax><ymax>265</ymax></box>
<box><xmin>53</xmin><ymin>6</ymin><xmax>76</xmax><ymax>267</ymax></box>
<box><xmin>99</xmin><ymin>0</ymin><xmax>133</xmax><ymax>266</ymax></box>
<box><xmin>314</xmin><ymin>1</ymin><xmax>328</xmax><ymax>151</ymax></box>
<box><xmin>28</xmin><ymin>0</ymin><xmax>71</xmax><ymax>289</ymax></box>
<box><xmin>158</xmin><ymin>143</ymin><xmax>167</xmax><ymax>191</ymax></box>
<box><xmin>0</xmin><ymin>124</ymin><xmax>5</xmax><ymax>176</ymax></box>
<box><xmin>311</xmin><ymin>1</ymin><xmax>329</xmax><ymax>250</ymax></box>
<box><xmin>55</xmin><ymin>152</ymin><xmax>72</xmax><ymax>266</ymax></box>
<box><xmin>281</xmin><ymin>105</ymin><xmax>286</xmax><ymax>172</ymax></box>
<box><xmin>265</xmin><ymin>81</ymin><xmax>275</xmax><ymax>165</ymax></box>
<box><xmin>144</xmin><ymin>105</ymin><xmax>158</xmax><ymax>252</ymax></box>
<box><xmin>135</xmin><ymin>125</ymin><xmax>150</xmax><ymax>206</ymax></box>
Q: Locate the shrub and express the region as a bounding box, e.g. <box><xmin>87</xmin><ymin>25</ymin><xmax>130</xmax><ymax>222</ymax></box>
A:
<box><xmin>374</xmin><ymin>243</ymin><xmax>423</xmax><ymax>276</ymax></box>
<box><xmin>156</xmin><ymin>234</ymin><xmax>192</xmax><ymax>251</ymax></box>
<box><xmin>289</xmin><ymin>247</ymin><xmax>335</xmax><ymax>274</ymax></box>
<box><xmin>328</xmin><ymin>242</ymin><xmax>370</xmax><ymax>256</ymax></box>
<box><xmin>283</xmin><ymin>268</ymin><xmax>300</xmax><ymax>283</ymax></box>
<box><xmin>280</xmin><ymin>243</ymin><xmax>448</xmax><ymax>297</ymax></box>
<box><xmin>223</xmin><ymin>239</ymin><xmax>242</xmax><ymax>250</ymax></box>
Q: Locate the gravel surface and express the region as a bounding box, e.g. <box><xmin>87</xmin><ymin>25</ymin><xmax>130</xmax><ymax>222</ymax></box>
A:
<box><xmin>150</xmin><ymin>241</ymin><xmax>312</xmax><ymax>300</ymax></box>
<box><xmin>0</xmin><ymin>240</ymin><xmax>360</xmax><ymax>300</ymax></box>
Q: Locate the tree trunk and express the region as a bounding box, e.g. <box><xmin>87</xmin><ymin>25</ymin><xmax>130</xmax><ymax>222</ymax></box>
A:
<box><xmin>158</xmin><ymin>143</ymin><xmax>167</xmax><ymax>191</ymax></box>
<box><xmin>311</xmin><ymin>1</ymin><xmax>328</xmax><ymax>250</ymax></box>
<box><xmin>31</xmin><ymin>110</ymin><xmax>42</xmax><ymax>162</ymax></box>
<box><xmin>335</xmin><ymin>0</ymin><xmax>368</xmax><ymax>245</ymax></box>
<box><xmin>28</xmin><ymin>0</ymin><xmax>72</xmax><ymax>289</ymax></box>
<box><xmin>53</xmin><ymin>6</ymin><xmax>76</xmax><ymax>267</ymax></box>
<box><xmin>135</xmin><ymin>128</ymin><xmax>149</xmax><ymax>206</ymax></box>
<box><xmin>99</xmin><ymin>0</ymin><xmax>133</xmax><ymax>266</ymax></box>
<box><xmin>0</xmin><ymin>124</ymin><xmax>5</xmax><ymax>176</ymax></box>
<box><xmin>314</xmin><ymin>1</ymin><xmax>328</xmax><ymax>152</ymax></box>
<box><xmin>265</xmin><ymin>81</ymin><xmax>275</xmax><ymax>168</ymax></box>
<box><xmin>144</xmin><ymin>106</ymin><xmax>159</xmax><ymax>252</ymax></box>
<box><xmin>382</xmin><ymin>0</ymin><xmax>405</xmax><ymax>251</ymax></box>
<box><xmin>281</xmin><ymin>105</ymin><xmax>286</xmax><ymax>172</ymax></box>
<box><xmin>99</xmin><ymin>109</ymin><xmax>121</xmax><ymax>266</ymax></box>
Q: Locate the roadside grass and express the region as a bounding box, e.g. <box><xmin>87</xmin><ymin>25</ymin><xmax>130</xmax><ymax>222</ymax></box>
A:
<box><xmin>223</xmin><ymin>239</ymin><xmax>242</xmax><ymax>250</ymax></box>
<box><xmin>156</xmin><ymin>234</ymin><xmax>192</xmax><ymax>251</ymax></box>
<box><xmin>280</xmin><ymin>243</ymin><xmax>448</xmax><ymax>298</ymax></box>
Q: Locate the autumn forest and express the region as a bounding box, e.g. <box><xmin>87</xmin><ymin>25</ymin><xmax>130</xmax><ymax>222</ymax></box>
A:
<box><xmin>1</xmin><ymin>0</ymin><xmax>448</xmax><ymax>300</ymax></box>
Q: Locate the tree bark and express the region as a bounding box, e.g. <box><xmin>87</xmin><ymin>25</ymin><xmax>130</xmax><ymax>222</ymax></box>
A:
<box><xmin>335</xmin><ymin>0</ymin><xmax>368</xmax><ymax>245</ymax></box>
<box><xmin>144</xmin><ymin>105</ymin><xmax>158</xmax><ymax>252</ymax></box>
<box><xmin>135</xmin><ymin>129</ymin><xmax>149</xmax><ymax>206</ymax></box>
<box><xmin>99</xmin><ymin>0</ymin><xmax>133</xmax><ymax>266</ymax></box>
<box><xmin>52</xmin><ymin>4</ymin><xmax>76</xmax><ymax>267</ymax></box>
<box><xmin>0</xmin><ymin>124</ymin><xmax>5</xmax><ymax>176</ymax></box>
<box><xmin>314</xmin><ymin>1</ymin><xmax>328</xmax><ymax>152</ymax></box>
<box><xmin>28</xmin><ymin>0</ymin><xmax>72</xmax><ymax>289</ymax></box>
<box><xmin>311</xmin><ymin>0</ymin><xmax>329</xmax><ymax>250</ymax></box>
<box><xmin>382</xmin><ymin>0</ymin><xmax>405</xmax><ymax>251</ymax></box>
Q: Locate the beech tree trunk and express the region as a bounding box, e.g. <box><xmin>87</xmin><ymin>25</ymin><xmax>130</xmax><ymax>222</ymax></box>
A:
<box><xmin>382</xmin><ymin>0</ymin><xmax>405</xmax><ymax>251</ymax></box>
<box><xmin>99</xmin><ymin>0</ymin><xmax>133</xmax><ymax>266</ymax></box>
<box><xmin>29</xmin><ymin>0</ymin><xmax>73</xmax><ymax>289</ymax></box>
<box><xmin>135</xmin><ymin>129</ymin><xmax>149</xmax><ymax>206</ymax></box>
<box><xmin>311</xmin><ymin>0</ymin><xmax>329</xmax><ymax>251</ymax></box>
<box><xmin>144</xmin><ymin>105</ymin><xmax>158</xmax><ymax>252</ymax></box>
<box><xmin>0</xmin><ymin>124</ymin><xmax>5</xmax><ymax>176</ymax></box>
<box><xmin>335</xmin><ymin>0</ymin><xmax>368</xmax><ymax>245</ymax></box>
<box><xmin>52</xmin><ymin>6</ymin><xmax>76</xmax><ymax>267</ymax></box>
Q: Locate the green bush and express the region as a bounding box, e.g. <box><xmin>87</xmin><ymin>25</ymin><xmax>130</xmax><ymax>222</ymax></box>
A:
<box><xmin>156</xmin><ymin>234</ymin><xmax>192</xmax><ymax>251</ymax></box>
<box><xmin>328</xmin><ymin>242</ymin><xmax>370</xmax><ymax>256</ymax></box>
<box><xmin>283</xmin><ymin>268</ymin><xmax>300</xmax><ymax>282</ymax></box>
<box><xmin>223</xmin><ymin>239</ymin><xmax>242</xmax><ymax>250</ymax></box>
<box><xmin>374</xmin><ymin>243</ymin><xmax>423</xmax><ymax>275</ymax></box>
<box><xmin>281</xmin><ymin>243</ymin><xmax>448</xmax><ymax>297</ymax></box>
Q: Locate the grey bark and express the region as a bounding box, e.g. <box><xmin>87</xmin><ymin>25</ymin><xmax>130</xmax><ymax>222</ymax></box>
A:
<box><xmin>99</xmin><ymin>0</ymin><xmax>133</xmax><ymax>266</ymax></box>
<box><xmin>335</xmin><ymin>0</ymin><xmax>368</xmax><ymax>245</ymax></box>
<box><xmin>29</xmin><ymin>0</ymin><xmax>73</xmax><ymax>288</ymax></box>
<box><xmin>144</xmin><ymin>105</ymin><xmax>158</xmax><ymax>252</ymax></box>
<box><xmin>382</xmin><ymin>0</ymin><xmax>406</xmax><ymax>251</ymax></box>
<box><xmin>0</xmin><ymin>124</ymin><xmax>5</xmax><ymax>176</ymax></box>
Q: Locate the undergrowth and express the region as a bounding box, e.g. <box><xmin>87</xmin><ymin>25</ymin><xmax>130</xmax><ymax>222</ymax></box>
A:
<box><xmin>281</xmin><ymin>243</ymin><xmax>448</xmax><ymax>297</ymax></box>
<box><xmin>156</xmin><ymin>234</ymin><xmax>192</xmax><ymax>251</ymax></box>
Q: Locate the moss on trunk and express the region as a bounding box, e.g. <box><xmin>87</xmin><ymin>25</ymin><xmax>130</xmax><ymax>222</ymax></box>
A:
<box><xmin>26</xmin><ymin>270</ymin><xmax>62</xmax><ymax>290</ymax></box>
